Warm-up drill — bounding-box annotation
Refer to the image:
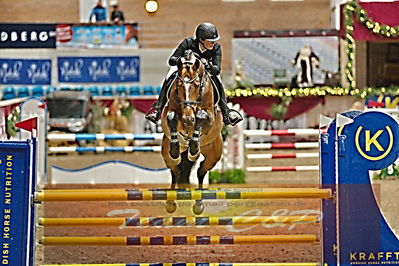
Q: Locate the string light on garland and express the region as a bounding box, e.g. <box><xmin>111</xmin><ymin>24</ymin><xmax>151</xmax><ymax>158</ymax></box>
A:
<box><xmin>226</xmin><ymin>86</ymin><xmax>351</xmax><ymax>98</ymax></box>
<box><xmin>343</xmin><ymin>0</ymin><xmax>399</xmax><ymax>91</ymax></box>
<box><xmin>226</xmin><ymin>2</ymin><xmax>399</xmax><ymax>99</ymax></box>
<box><xmin>226</xmin><ymin>85</ymin><xmax>399</xmax><ymax>98</ymax></box>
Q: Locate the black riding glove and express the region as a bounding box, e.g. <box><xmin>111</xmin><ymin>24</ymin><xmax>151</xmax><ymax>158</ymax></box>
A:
<box><xmin>201</xmin><ymin>58</ymin><xmax>211</xmax><ymax>71</ymax></box>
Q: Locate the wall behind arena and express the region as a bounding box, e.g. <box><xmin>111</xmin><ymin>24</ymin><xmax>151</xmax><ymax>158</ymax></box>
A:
<box><xmin>0</xmin><ymin>48</ymin><xmax>171</xmax><ymax>86</ymax></box>
<box><xmin>0</xmin><ymin>0</ymin><xmax>332</xmax><ymax>72</ymax></box>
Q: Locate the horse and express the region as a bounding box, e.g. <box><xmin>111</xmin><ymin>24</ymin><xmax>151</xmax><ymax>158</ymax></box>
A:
<box><xmin>160</xmin><ymin>50</ymin><xmax>223</xmax><ymax>215</ymax></box>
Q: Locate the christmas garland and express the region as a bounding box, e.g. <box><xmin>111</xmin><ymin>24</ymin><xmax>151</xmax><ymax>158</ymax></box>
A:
<box><xmin>227</xmin><ymin>86</ymin><xmax>399</xmax><ymax>98</ymax></box>
<box><xmin>228</xmin><ymin>1</ymin><xmax>399</xmax><ymax>97</ymax></box>
<box><xmin>344</xmin><ymin>0</ymin><xmax>399</xmax><ymax>90</ymax></box>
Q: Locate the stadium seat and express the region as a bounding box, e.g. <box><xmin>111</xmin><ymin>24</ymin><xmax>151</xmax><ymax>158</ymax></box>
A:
<box><xmin>73</xmin><ymin>86</ymin><xmax>84</xmax><ymax>91</ymax></box>
<box><xmin>101</xmin><ymin>86</ymin><xmax>113</xmax><ymax>96</ymax></box>
<box><xmin>17</xmin><ymin>87</ymin><xmax>30</xmax><ymax>98</ymax></box>
<box><xmin>2</xmin><ymin>87</ymin><xmax>16</xmax><ymax>100</ymax></box>
<box><xmin>156</xmin><ymin>85</ymin><xmax>162</xmax><ymax>95</ymax></box>
<box><xmin>115</xmin><ymin>85</ymin><xmax>127</xmax><ymax>96</ymax></box>
<box><xmin>45</xmin><ymin>86</ymin><xmax>57</xmax><ymax>95</ymax></box>
<box><xmin>129</xmin><ymin>86</ymin><xmax>141</xmax><ymax>96</ymax></box>
<box><xmin>87</xmin><ymin>86</ymin><xmax>99</xmax><ymax>96</ymax></box>
<box><xmin>142</xmin><ymin>85</ymin><xmax>155</xmax><ymax>95</ymax></box>
<box><xmin>32</xmin><ymin>86</ymin><xmax>44</xmax><ymax>97</ymax></box>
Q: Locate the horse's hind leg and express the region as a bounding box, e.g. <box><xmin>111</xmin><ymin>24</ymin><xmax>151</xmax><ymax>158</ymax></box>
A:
<box><xmin>188</xmin><ymin>110</ymin><xmax>208</xmax><ymax>162</ymax></box>
<box><xmin>167</xmin><ymin>111</ymin><xmax>181</xmax><ymax>163</ymax></box>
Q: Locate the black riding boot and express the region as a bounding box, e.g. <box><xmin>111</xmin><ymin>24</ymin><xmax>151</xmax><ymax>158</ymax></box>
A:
<box><xmin>213</xmin><ymin>77</ymin><xmax>243</xmax><ymax>126</ymax></box>
<box><xmin>145</xmin><ymin>73</ymin><xmax>176</xmax><ymax>124</ymax></box>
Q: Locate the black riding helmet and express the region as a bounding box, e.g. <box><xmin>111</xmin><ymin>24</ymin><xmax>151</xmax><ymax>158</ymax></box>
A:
<box><xmin>195</xmin><ymin>23</ymin><xmax>220</xmax><ymax>42</ymax></box>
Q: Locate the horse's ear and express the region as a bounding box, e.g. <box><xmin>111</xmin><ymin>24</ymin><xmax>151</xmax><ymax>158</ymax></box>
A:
<box><xmin>194</xmin><ymin>58</ymin><xmax>201</xmax><ymax>71</ymax></box>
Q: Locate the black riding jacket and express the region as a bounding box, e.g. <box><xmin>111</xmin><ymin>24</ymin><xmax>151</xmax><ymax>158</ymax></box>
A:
<box><xmin>168</xmin><ymin>37</ymin><xmax>222</xmax><ymax>76</ymax></box>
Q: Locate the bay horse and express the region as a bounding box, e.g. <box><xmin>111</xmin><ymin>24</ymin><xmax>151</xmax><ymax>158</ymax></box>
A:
<box><xmin>160</xmin><ymin>50</ymin><xmax>223</xmax><ymax>215</ymax></box>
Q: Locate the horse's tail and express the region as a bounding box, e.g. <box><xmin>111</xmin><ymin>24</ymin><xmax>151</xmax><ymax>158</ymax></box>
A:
<box><xmin>178</xmin><ymin>149</ymin><xmax>195</xmax><ymax>186</ymax></box>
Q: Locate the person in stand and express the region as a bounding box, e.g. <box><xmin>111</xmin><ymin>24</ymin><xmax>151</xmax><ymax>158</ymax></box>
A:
<box><xmin>291</xmin><ymin>45</ymin><xmax>320</xmax><ymax>87</ymax></box>
<box><xmin>110</xmin><ymin>2</ymin><xmax>125</xmax><ymax>25</ymax></box>
<box><xmin>89</xmin><ymin>0</ymin><xmax>107</xmax><ymax>23</ymax></box>
<box><xmin>145</xmin><ymin>22</ymin><xmax>243</xmax><ymax>126</ymax></box>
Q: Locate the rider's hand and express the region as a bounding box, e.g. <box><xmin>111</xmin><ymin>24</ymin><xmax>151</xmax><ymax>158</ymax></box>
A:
<box><xmin>201</xmin><ymin>58</ymin><xmax>210</xmax><ymax>70</ymax></box>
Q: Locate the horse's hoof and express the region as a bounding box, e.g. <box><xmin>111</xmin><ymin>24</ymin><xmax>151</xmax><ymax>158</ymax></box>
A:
<box><xmin>193</xmin><ymin>200</ymin><xmax>204</xmax><ymax>215</ymax></box>
<box><xmin>165</xmin><ymin>200</ymin><xmax>177</xmax><ymax>213</ymax></box>
<box><xmin>188</xmin><ymin>150</ymin><xmax>200</xmax><ymax>162</ymax></box>
<box><xmin>188</xmin><ymin>141</ymin><xmax>199</xmax><ymax>161</ymax></box>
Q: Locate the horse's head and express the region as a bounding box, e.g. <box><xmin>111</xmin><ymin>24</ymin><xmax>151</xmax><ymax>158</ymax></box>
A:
<box><xmin>175</xmin><ymin>51</ymin><xmax>207</xmax><ymax>127</ymax></box>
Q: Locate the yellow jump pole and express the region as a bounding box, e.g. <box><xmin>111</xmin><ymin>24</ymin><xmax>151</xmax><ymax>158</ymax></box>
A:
<box><xmin>41</xmin><ymin>263</ymin><xmax>320</xmax><ymax>266</ymax></box>
<box><xmin>35</xmin><ymin>188</ymin><xmax>332</xmax><ymax>202</ymax></box>
<box><xmin>38</xmin><ymin>215</ymin><xmax>319</xmax><ymax>227</ymax></box>
<box><xmin>40</xmin><ymin>234</ymin><xmax>318</xmax><ymax>246</ymax></box>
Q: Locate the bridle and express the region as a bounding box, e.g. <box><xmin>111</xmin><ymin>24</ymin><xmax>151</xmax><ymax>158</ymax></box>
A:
<box><xmin>176</xmin><ymin>60</ymin><xmax>208</xmax><ymax>108</ymax></box>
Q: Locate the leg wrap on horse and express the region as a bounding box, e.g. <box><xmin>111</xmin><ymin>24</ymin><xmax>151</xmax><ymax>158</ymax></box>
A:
<box><xmin>188</xmin><ymin>110</ymin><xmax>208</xmax><ymax>162</ymax></box>
<box><xmin>167</xmin><ymin>111</ymin><xmax>181</xmax><ymax>163</ymax></box>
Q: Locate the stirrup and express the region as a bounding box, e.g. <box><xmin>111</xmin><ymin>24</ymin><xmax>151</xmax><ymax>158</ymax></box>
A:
<box><xmin>145</xmin><ymin>104</ymin><xmax>160</xmax><ymax>124</ymax></box>
<box><xmin>224</xmin><ymin>109</ymin><xmax>243</xmax><ymax>126</ymax></box>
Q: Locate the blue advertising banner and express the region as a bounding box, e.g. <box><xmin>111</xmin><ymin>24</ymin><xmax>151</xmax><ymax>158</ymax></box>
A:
<box><xmin>0</xmin><ymin>141</ymin><xmax>35</xmax><ymax>266</ymax></box>
<box><xmin>56</xmin><ymin>24</ymin><xmax>139</xmax><ymax>48</ymax></box>
<box><xmin>0</xmin><ymin>24</ymin><xmax>56</xmax><ymax>48</ymax></box>
<box><xmin>58</xmin><ymin>56</ymin><xmax>140</xmax><ymax>83</ymax></box>
<box><xmin>0</xmin><ymin>59</ymin><xmax>52</xmax><ymax>85</ymax></box>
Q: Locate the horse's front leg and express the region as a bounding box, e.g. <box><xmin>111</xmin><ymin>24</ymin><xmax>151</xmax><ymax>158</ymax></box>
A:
<box><xmin>188</xmin><ymin>110</ymin><xmax>208</xmax><ymax>162</ymax></box>
<box><xmin>167</xmin><ymin>111</ymin><xmax>181</xmax><ymax>164</ymax></box>
<box><xmin>166</xmin><ymin>167</ymin><xmax>179</xmax><ymax>214</ymax></box>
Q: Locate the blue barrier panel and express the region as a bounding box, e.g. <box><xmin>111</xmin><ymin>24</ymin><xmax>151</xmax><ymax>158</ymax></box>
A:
<box><xmin>321</xmin><ymin>128</ymin><xmax>337</xmax><ymax>266</ymax></box>
<box><xmin>0</xmin><ymin>140</ymin><xmax>35</xmax><ymax>266</ymax></box>
<box><xmin>337</xmin><ymin>111</ymin><xmax>399</xmax><ymax>266</ymax></box>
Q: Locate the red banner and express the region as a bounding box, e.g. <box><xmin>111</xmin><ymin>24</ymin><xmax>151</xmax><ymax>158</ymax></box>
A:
<box><xmin>341</xmin><ymin>1</ymin><xmax>399</xmax><ymax>41</ymax></box>
<box><xmin>230</xmin><ymin>96</ymin><xmax>324</xmax><ymax>121</ymax></box>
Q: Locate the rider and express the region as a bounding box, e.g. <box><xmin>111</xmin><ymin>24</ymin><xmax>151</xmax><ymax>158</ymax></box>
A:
<box><xmin>145</xmin><ymin>22</ymin><xmax>243</xmax><ymax>126</ymax></box>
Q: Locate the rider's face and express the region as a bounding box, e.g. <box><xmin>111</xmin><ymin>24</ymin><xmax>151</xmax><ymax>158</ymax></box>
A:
<box><xmin>202</xmin><ymin>40</ymin><xmax>216</xmax><ymax>50</ymax></box>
